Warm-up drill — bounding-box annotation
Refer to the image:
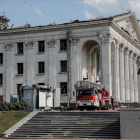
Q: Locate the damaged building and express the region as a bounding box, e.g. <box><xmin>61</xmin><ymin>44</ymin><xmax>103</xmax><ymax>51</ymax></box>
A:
<box><xmin>0</xmin><ymin>12</ymin><xmax>140</xmax><ymax>107</ymax></box>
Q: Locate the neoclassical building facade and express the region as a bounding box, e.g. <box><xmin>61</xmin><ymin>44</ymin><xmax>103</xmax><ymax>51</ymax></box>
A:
<box><xmin>0</xmin><ymin>12</ymin><xmax>140</xmax><ymax>105</ymax></box>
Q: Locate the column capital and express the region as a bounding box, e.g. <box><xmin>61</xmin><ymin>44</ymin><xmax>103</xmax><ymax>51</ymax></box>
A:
<box><xmin>137</xmin><ymin>56</ymin><xmax>140</xmax><ymax>62</ymax></box>
<box><xmin>133</xmin><ymin>53</ymin><xmax>138</xmax><ymax>60</ymax></box>
<box><xmin>99</xmin><ymin>34</ymin><xmax>112</xmax><ymax>43</ymax></box>
<box><xmin>69</xmin><ymin>36</ymin><xmax>80</xmax><ymax>46</ymax></box>
<box><xmin>129</xmin><ymin>50</ymin><xmax>134</xmax><ymax>57</ymax></box>
<box><xmin>116</xmin><ymin>39</ymin><xmax>121</xmax><ymax>48</ymax></box>
<box><xmin>25</xmin><ymin>41</ymin><xmax>34</xmax><ymax>49</ymax></box>
<box><xmin>124</xmin><ymin>47</ymin><xmax>129</xmax><ymax>55</ymax></box>
<box><xmin>119</xmin><ymin>43</ymin><xmax>125</xmax><ymax>52</ymax></box>
<box><xmin>5</xmin><ymin>42</ymin><xmax>14</xmax><ymax>51</ymax></box>
<box><xmin>47</xmin><ymin>39</ymin><xmax>57</xmax><ymax>48</ymax></box>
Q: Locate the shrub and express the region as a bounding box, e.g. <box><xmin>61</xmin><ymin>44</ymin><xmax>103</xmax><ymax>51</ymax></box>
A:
<box><xmin>0</xmin><ymin>101</ymin><xmax>9</xmax><ymax>111</ymax></box>
<box><xmin>0</xmin><ymin>100</ymin><xmax>31</xmax><ymax>111</ymax></box>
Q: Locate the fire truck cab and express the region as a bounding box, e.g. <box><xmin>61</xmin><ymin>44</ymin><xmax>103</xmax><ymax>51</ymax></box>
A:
<box><xmin>75</xmin><ymin>81</ymin><xmax>111</xmax><ymax>111</ymax></box>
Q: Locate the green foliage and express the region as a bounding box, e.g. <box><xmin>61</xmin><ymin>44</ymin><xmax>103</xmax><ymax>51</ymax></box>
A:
<box><xmin>0</xmin><ymin>111</ymin><xmax>31</xmax><ymax>136</ymax></box>
<box><xmin>0</xmin><ymin>100</ymin><xmax>31</xmax><ymax>111</ymax></box>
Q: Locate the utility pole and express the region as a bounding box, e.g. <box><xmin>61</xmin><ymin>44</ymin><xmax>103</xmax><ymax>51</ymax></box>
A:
<box><xmin>67</xmin><ymin>31</ymin><xmax>71</xmax><ymax>108</ymax></box>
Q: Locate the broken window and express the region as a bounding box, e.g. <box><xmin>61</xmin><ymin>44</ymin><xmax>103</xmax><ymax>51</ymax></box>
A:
<box><xmin>0</xmin><ymin>53</ymin><xmax>3</xmax><ymax>64</ymax></box>
<box><xmin>60</xmin><ymin>61</ymin><xmax>67</xmax><ymax>72</ymax></box>
<box><xmin>60</xmin><ymin>39</ymin><xmax>67</xmax><ymax>51</ymax></box>
<box><xmin>0</xmin><ymin>74</ymin><xmax>3</xmax><ymax>85</ymax></box>
<box><xmin>60</xmin><ymin>82</ymin><xmax>67</xmax><ymax>94</ymax></box>
<box><xmin>38</xmin><ymin>83</ymin><xmax>45</xmax><ymax>85</ymax></box>
<box><xmin>17</xmin><ymin>43</ymin><xmax>23</xmax><ymax>54</ymax></box>
<box><xmin>38</xmin><ymin>41</ymin><xmax>45</xmax><ymax>52</ymax></box>
<box><xmin>38</xmin><ymin>62</ymin><xmax>45</xmax><ymax>73</ymax></box>
<box><xmin>17</xmin><ymin>63</ymin><xmax>23</xmax><ymax>74</ymax></box>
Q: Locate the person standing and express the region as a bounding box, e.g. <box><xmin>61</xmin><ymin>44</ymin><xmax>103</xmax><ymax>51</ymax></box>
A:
<box><xmin>111</xmin><ymin>96</ymin><xmax>115</xmax><ymax>110</ymax></box>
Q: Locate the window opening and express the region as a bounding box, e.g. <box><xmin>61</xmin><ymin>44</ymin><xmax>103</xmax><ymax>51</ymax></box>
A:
<box><xmin>17</xmin><ymin>63</ymin><xmax>23</xmax><ymax>74</ymax></box>
<box><xmin>0</xmin><ymin>74</ymin><xmax>3</xmax><ymax>85</ymax></box>
<box><xmin>38</xmin><ymin>83</ymin><xmax>45</xmax><ymax>85</ymax></box>
<box><xmin>38</xmin><ymin>62</ymin><xmax>45</xmax><ymax>73</ymax></box>
<box><xmin>60</xmin><ymin>82</ymin><xmax>67</xmax><ymax>94</ymax></box>
<box><xmin>17</xmin><ymin>43</ymin><xmax>23</xmax><ymax>54</ymax></box>
<box><xmin>60</xmin><ymin>39</ymin><xmax>67</xmax><ymax>51</ymax></box>
<box><xmin>0</xmin><ymin>53</ymin><xmax>3</xmax><ymax>64</ymax></box>
<box><xmin>60</xmin><ymin>61</ymin><xmax>67</xmax><ymax>72</ymax></box>
<box><xmin>38</xmin><ymin>41</ymin><xmax>45</xmax><ymax>52</ymax></box>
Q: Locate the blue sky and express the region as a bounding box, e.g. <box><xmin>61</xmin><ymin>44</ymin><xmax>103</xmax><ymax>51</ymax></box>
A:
<box><xmin>0</xmin><ymin>0</ymin><xmax>140</xmax><ymax>28</ymax></box>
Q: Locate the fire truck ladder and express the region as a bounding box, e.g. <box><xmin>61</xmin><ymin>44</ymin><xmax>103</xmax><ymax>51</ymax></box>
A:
<box><xmin>74</xmin><ymin>81</ymin><xmax>105</xmax><ymax>90</ymax></box>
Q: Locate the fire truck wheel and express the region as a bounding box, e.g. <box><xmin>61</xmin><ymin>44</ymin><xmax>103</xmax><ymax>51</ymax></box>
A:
<box><xmin>79</xmin><ymin>107</ymin><xmax>84</xmax><ymax>111</ymax></box>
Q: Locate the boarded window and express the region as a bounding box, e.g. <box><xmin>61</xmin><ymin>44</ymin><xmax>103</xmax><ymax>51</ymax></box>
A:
<box><xmin>60</xmin><ymin>61</ymin><xmax>67</xmax><ymax>72</ymax></box>
<box><xmin>38</xmin><ymin>62</ymin><xmax>45</xmax><ymax>73</ymax></box>
<box><xmin>17</xmin><ymin>63</ymin><xmax>23</xmax><ymax>74</ymax></box>
<box><xmin>17</xmin><ymin>43</ymin><xmax>23</xmax><ymax>54</ymax></box>
<box><xmin>60</xmin><ymin>82</ymin><xmax>67</xmax><ymax>94</ymax></box>
<box><xmin>0</xmin><ymin>53</ymin><xmax>3</xmax><ymax>64</ymax></box>
<box><xmin>60</xmin><ymin>39</ymin><xmax>67</xmax><ymax>51</ymax></box>
<box><xmin>38</xmin><ymin>41</ymin><xmax>45</xmax><ymax>52</ymax></box>
<box><xmin>0</xmin><ymin>74</ymin><xmax>3</xmax><ymax>85</ymax></box>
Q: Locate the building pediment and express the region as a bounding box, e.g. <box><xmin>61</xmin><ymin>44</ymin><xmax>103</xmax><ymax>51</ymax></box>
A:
<box><xmin>124</xmin><ymin>19</ymin><xmax>137</xmax><ymax>40</ymax></box>
<box><xmin>113</xmin><ymin>13</ymin><xmax>140</xmax><ymax>41</ymax></box>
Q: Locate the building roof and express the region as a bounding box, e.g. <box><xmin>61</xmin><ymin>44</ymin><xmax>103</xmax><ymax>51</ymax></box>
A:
<box><xmin>9</xmin><ymin>24</ymin><xmax>31</xmax><ymax>29</ymax></box>
<box><xmin>0</xmin><ymin>12</ymin><xmax>131</xmax><ymax>31</ymax></box>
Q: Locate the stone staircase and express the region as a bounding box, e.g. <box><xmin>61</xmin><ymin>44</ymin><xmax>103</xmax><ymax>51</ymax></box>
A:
<box><xmin>7</xmin><ymin>112</ymin><xmax>120</xmax><ymax>139</ymax></box>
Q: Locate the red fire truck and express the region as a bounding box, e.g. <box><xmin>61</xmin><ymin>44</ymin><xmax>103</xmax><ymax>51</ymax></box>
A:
<box><xmin>74</xmin><ymin>81</ymin><xmax>111</xmax><ymax>111</ymax></box>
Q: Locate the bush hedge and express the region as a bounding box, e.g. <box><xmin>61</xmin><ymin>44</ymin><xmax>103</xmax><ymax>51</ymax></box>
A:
<box><xmin>0</xmin><ymin>100</ymin><xmax>31</xmax><ymax>111</ymax></box>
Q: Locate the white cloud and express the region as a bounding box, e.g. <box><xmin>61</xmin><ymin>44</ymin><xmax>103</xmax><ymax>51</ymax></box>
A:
<box><xmin>34</xmin><ymin>7</ymin><xmax>46</xmax><ymax>17</ymax></box>
<box><xmin>82</xmin><ymin>0</ymin><xmax>140</xmax><ymax>22</ymax></box>
<box><xmin>25</xmin><ymin>5</ymin><xmax>32</xmax><ymax>11</ymax></box>
<box><xmin>84</xmin><ymin>10</ymin><xmax>94</xmax><ymax>19</ymax></box>
<box><xmin>4</xmin><ymin>6</ymin><xmax>7</xmax><ymax>9</ymax></box>
<box><xmin>129</xmin><ymin>1</ymin><xmax>140</xmax><ymax>19</ymax></box>
<box><xmin>25</xmin><ymin>5</ymin><xmax>46</xmax><ymax>18</ymax></box>
<box><xmin>83</xmin><ymin>0</ymin><xmax>119</xmax><ymax>14</ymax></box>
<box><xmin>76</xmin><ymin>1</ymin><xmax>83</xmax><ymax>4</ymax></box>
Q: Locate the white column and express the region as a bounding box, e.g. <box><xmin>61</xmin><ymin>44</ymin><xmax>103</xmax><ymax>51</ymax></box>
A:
<box><xmin>137</xmin><ymin>56</ymin><xmax>140</xmax><ymax>102</ymax></box>
<box><xmin>94</xmin><ymin>52</ymin><xmax>97</xmax><ymax>82</ymax></box>
<box><xmin>25</xmin><ymin>41</ymin><xmax>34</xmax><ymax>85</ymax></box>
<box><xmin>116</xmin><ymin>42</ymin><xmax>120</xmax><ymax>101</ymax></box>
<box><xmin>119</xmin><ymin>43</ymin><xmax>125</xmax><ymax>102</ymax></box>
<box><xmin>47</xmin><ymin>39</ymin><xmax>57</xmax><ymax>88</ymax></box>
<box><xmin>133</xmin><ymin>53</ymin><xmax>138</xmax><ymax>102</ymax></box>
<box><xmin>70</xmin><ymin>37</ymin><xmax>80</xmax><ymax>100</ymax></box>
<box><xmin>100</xmin><ymin>34</ymin><xmax>112</xmax><ymax>95</ymax></box>
<box><xmin>45</xmin><ymin>40</ymin><xmax>49</xmax><ymax>85</ymax></box>
<box><xmin>124</xmin><ymin>47</ymin><xmax>130</xmax><ymax>102</ymax></box>
<box><xmin>129</xmin><ymin>51</ymin><xmax>134</xmax><ymax>102</ymax></box>
<box><xmin>5</xmin><ymin>42</ymin><xmax>14</xmax><ymax>102</ymax></box>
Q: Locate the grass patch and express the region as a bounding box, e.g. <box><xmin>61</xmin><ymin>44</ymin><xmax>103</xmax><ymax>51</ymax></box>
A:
<box><xmin>0</xmin><ymin>111</ymin><xmax>31</xmax><ymax>136</ymax></box>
